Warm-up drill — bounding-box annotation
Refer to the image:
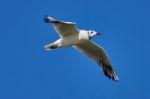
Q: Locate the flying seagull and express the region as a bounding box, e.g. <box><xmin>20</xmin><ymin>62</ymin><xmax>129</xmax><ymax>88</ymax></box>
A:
<box><xmin>44</xmin><ymin>16</ymin><xmax>119</xmax><ymax>81</ymax></box>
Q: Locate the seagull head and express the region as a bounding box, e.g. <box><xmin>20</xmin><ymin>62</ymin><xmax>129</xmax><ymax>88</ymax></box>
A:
<box><xmin>87</xmin><ymin>30</ymin><xmax>102</xmax><ymax>39</ymax></box>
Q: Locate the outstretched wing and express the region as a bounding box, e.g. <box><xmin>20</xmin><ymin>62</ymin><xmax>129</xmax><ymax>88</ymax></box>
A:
<box><xmin>44</xmin><ymin>16</ymin><xmax>79</xmax><ymax>37</ymax></box>
<box><xmin>73</xmin><ymin>40</ymin><xmax>119</xmax><ymax>81</ymax></box>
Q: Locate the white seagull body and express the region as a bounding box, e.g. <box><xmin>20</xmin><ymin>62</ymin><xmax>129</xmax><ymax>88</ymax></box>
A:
<box><xmin>44</xmin><ymin>16</ymin><xmax>119</xmax><ymax>81</ymax></box>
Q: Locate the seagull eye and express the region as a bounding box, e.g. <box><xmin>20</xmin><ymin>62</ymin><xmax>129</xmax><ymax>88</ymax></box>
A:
<box><xmin>91</xmin><ymin>31</ymin><xmax>93</xmax><ymax>33</ymax></box>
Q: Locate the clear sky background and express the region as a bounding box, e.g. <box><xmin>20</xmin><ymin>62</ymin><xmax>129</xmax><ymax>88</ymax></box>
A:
<box><xmin>0</xmin><ymin>0</ymin><xmax>150</xmax><ymax>99</ymax></box>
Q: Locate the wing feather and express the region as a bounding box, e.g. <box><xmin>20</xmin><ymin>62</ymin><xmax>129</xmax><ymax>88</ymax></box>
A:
<box><xmin>44</xmin><ymin>16</ymin><xmax>78</xmax><ymax>37</ymax></box>
<box><xmin>73</xmin><ymin>40</ymin><xmax>119</xmax><ymax>81</ymax></box>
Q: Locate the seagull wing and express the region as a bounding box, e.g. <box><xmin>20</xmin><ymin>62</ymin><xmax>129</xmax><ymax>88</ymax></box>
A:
<box><xmin>73</xmin><ymin>40</ymin><xmax>119</xmax><ymax>81</ymax></box>
<box><xmin>44</xmin><ymin>16</ymin><xmax>78</xmax><ymax>37</ymax></box>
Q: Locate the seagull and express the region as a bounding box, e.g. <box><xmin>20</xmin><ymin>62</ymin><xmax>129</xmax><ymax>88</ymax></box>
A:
<box><xmin>44</xmin><ymin>16</ymin><xmax>119</xmax><ymax>81</ymax></box>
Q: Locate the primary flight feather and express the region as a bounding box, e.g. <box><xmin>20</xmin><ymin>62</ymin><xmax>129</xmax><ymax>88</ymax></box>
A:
<box><xmin>44</xmin><ymin>16</ymin><xmax>119</xmax><ymax>81</ymax></box>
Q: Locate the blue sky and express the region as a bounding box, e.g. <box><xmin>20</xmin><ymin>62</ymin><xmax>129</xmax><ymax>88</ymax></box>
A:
<box><xmin>0</xmin><ymin>0</ymin><xmax>150</xmax><ymax>98</ymax></box>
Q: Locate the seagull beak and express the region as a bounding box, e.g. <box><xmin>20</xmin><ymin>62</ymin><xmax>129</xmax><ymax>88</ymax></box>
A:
<box><xmin>96</xmin><ymin>32</ymin><xmax>102</xmax><ymax>35</ymax></box>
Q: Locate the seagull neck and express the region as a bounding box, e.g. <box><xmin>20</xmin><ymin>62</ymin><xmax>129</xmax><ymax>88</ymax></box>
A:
<box><xmin>79</xmin><ymin>30</ymin><xmax>89</xmax><ymax>40</ymax></box>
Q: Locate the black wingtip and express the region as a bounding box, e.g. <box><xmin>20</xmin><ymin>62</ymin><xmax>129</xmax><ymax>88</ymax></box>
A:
<box><xmin>43</xmin><ymin>15</ymin><xmax>58</xmax><ymax>23</ymax></box>
<box><xmin>101</xmin><ymin>62</ymin><xmax>119</xmax><ymax>81</ymax></box>
<box><xmin>104</xmin><ymin>70</ymin><xmax>119</xmax><ymax>81</ymax></box>
<box><xmin>44</xmin><ymin>15</ymin><xmax>50</xmax><ymax>23</ymax></box>
<box><xmin>44</xmin><ymin>15</ymin><xmax>49</xmax><ymax>17</ymax></box>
